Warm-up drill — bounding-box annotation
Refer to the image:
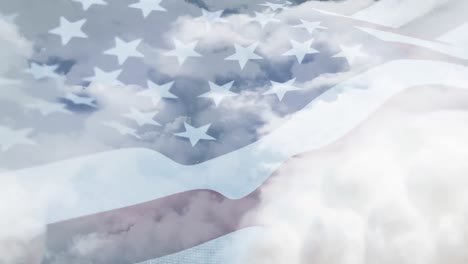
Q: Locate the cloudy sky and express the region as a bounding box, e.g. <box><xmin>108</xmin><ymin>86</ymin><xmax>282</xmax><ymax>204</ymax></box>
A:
<box><xmin>0</xmin><ymin>0</ymin><xmax>468</xmax><ymax>263</ymax></box>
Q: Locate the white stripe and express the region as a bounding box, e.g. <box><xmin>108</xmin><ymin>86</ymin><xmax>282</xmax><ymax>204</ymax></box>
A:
<box><xmin>438</xmin><ymin>23</ymin><xmax>468</xmax><ymax>47</ymax></box>
<box><xmin>399</xmin><ymin>0</ymin><xmax>468</xmax><ymax>39</ymax></box>
<box><xmin>302</xmin><ymin>0</ymin><xmax>375</xmax><ymax>16</ymax></box>
<box><xmin>351</xmin><ymin>0</ymin><xmax>451</xmax><ymax>28</ymax></box>
<box><xmin>357</xmin><ymin>26</ymin><xmax>468</xmax><ymax>60</ymax></box>
<box><xmin>4</xmin><ymin>59</ymin><xmax>468</xmax><ymax>223</ymax></box>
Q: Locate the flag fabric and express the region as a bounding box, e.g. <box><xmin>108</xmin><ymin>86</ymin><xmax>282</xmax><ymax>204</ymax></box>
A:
<box><xmin>0</xmin><ymin>0</ymin><xmax>467</xmax><ymax>263</ymax></box>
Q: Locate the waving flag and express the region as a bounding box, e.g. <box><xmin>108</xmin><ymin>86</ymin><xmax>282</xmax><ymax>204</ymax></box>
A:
<box><xmin>0</xmin><ymin>0</ymin><xmax>467</xmax><ymax>263</ymax></box>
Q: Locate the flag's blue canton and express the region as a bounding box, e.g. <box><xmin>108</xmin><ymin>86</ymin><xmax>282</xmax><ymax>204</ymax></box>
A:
<box><xmin>0</xmin><ymin>0</ymin><xmax>386</xmax><ymax>169</ymax></box>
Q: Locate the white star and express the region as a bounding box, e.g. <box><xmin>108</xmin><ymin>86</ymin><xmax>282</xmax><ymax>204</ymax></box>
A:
<box><xmin>25</xmin><ymin>63</ymin><xmax>60</xmax><ymax>80</ymax></box>
<box><xmin>138</xmin><ymin>80</ymin><xmax>177</xmax><ymax>104</ymax></box>
<box><xmin>250</xmin><ymin>12</ymin><xmax>280</xmax><ymax>28</ymax></box>
<box><xmin>129</xmin><ymin>0</ymin><xmax>166</xmax><ymax>18</ymax></box>
<box><xmin>283</xmin><ymin>39</ymin><xmax>319</xmax><ymax>63</ymax></box>
<box><xmin>195</xmin><ymin>9</ymin><xmax>226</xmax><ymax>30</ymax></box>
<box><xmin>199</xmin><ymin>81</ymin><xmax>237</xmax><ymax>107</ymax></box>
<box><xmin>293</xmin><ymin>20</ymin><xmax>326</xmax><ymax>34</ymax></box>
<box><xmin>263</xmin><ymin>78</ymin><xmax>301</xmax><ymax>101</ymax></box>
<box><xmin>333</xmin><ymin>44</ymin><xmax>368</xmax><ymax>65</ymax></box>
<box><xmin>164</xmin><ymin>39</ymin><xmax>202</xmax><ymax>65</ymax></box>
<box><xmin>26</xmin><ymin>100</ymin><xmax>71</xmax><ymax>116</ymax></box>
<box><xmin>175</xmin><ymin>122</ymin><xmax>216</xmax><ymax>147</ymax></box>
<box><xmin>84</xmin><ymin>67</ymin><xmax>124</xmax><ymax>87</ymax></box>
<box><xmin>123</xmin><ymin>107</ymin><xmax>160</xmax><ymax>127</ymax></box>
<box><xmin>72</xmin><ymin>0</ymin><xmax>107</xmax><ymax>11</ymax></box>
<box><xmin>104</xmin><ymin>38</ymin><xmax>144</xmax><ymax>65</ymax></box>
<box><xmin>49</xmin><ymin>17</ymin><xmax>87</xmax><ymax>45</ymax></box>
<box><xmin>225</xmin><ymin>43</ymin><xmax>262</xmax><ymax>69</ymax></box>
<box><xmin>64</xmin><ymin>93</ymin><xmax>97</xmax><ymax>107</ymax></box>
<box><xmin>0</xmin><ymin>126</ymin><xmax>36</xmax><ymax>152</ymax></box>
<box><xmin>259</xmin><ymin>2</ymin><xmax>287</xmax><ymax>11</ymax></box>
<box><xmin>102</xmin><ymin>121</ymin><xmax>141</xmax><ymax>139</ymax></box>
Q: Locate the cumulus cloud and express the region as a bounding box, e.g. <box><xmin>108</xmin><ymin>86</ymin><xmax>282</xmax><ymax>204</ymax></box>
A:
<box><xmin>0</xmin><ymin>15</ymin><xmax>31</xmax><ymax>101</ymax></box>
<box><xmin>0</xmin><ymin>14</ymin><xmax>129</xmax><ymax>263</ymax></box>
<box><xmin>0</xmin><ymin>18</ymin><xmax>31</xmax><ymax>74</ymax></box>
<box><xmin>239</xmin><ymin>85</ymin><xmax>468</xmax><ymax>264</ymax></box>
<box><xmin>0</xmin><ymin>15</ymin><xmax>45</xmax><ymax>264</ymax></box>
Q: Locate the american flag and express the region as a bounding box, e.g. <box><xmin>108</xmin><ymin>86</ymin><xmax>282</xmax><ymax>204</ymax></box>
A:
<box><xmin>1</xmin><ymin>0</ymin><xmax>468</xmax><ymax>263</ymax></box>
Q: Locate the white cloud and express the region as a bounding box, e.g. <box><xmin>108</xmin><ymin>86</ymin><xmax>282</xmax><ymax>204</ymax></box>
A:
<box><xmin>0</xmin><ymin>16</ymin><xmax>44</xmax><ymax>263</ymax></box>
<box><xmin>0</xmin><ymin>167</ymin><xmax>78</xmax><ymax>263</ymax></box>
<box><xmin>0</xmin><ymin>17</ymin><xmax>31</xmax><ymax>75</ymax></box>
<box><xmin>240</xmin><ymin>85</ymin><xmax>468</xmax><ymax>264</ymax></box>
